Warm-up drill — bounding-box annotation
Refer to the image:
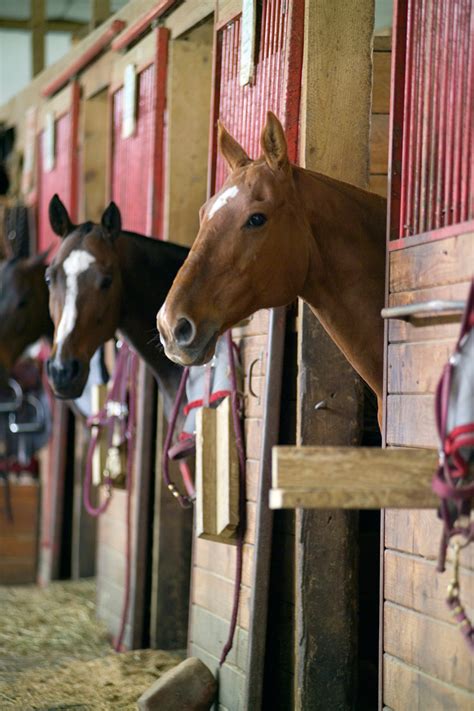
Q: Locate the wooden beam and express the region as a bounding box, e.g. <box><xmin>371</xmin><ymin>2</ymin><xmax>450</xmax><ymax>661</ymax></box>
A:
<box><xmin>270</xmin><ymin>447</ymin><xmax>439</xmax><ymax>509</ymax></box>
<box><xmin>31</xmin><ymin>0</ymin><xmax>45</xmax><ymax>77</ymax></box>
<box><xmin>0</xmin><ymin>18</ymin><xmax>87</xmax><ymax>33</ymax></box>
<box><xmin>90</xmin><ymin>0</ymin><xmax>111</xmax><ymax>30</ymax></box>
<box><xmin>296</xmin><ymin>1</ymin><xmax>375</xmax><ymax>708</ymax></box>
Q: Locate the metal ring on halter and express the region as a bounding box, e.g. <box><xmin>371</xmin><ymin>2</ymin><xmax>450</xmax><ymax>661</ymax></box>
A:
<box><xmin>247</xmin><ymin>354</ymin><xmax>262</xmax><ymax>404</ymax></box>
<box><xmin>0</xmin><ymin>378</ymin><xmax>23</xmax><ymax>412</ymax></box>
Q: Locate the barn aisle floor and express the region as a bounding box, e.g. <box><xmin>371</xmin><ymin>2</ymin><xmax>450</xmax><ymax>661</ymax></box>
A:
<box><xmin>0</xmin><ymin>580</ymin><xmax>183</xmax><ymax>709</ymax></box>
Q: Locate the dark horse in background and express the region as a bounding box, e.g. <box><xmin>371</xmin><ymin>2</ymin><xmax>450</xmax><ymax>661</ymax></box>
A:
<box><xmin>45</xmin><ymin>195</ymin><xmax>189</xmax><ymax>417</ymax></box>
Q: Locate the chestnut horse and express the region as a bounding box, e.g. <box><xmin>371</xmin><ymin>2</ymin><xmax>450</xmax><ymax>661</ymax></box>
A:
<box><xmin>45</xmin><ymin>195</ymin><xmax>188</xmax><ymax>415</ymax></box>
<box><xmin>158</xmin><ymin>112</ymin><xmax>386</xmax><ymax>412</ymax></box>
<box><xmin>0</xmin><ymin>253</ymin><xmax>53</xmax><ymax>373</ymax></box>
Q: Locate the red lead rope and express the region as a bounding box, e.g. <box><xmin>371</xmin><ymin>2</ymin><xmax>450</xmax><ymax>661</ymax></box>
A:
<box><xmin>83</xmin><ymin>342</ymin><xmax>138</xmax><ymax>652</ymax></box>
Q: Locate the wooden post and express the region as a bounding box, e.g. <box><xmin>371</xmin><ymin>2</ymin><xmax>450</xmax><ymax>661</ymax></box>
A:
<box><xmin>31</xmin><ymin>0</ymin><xmax>45</xmax><ymax>77</ymax></box>
<box><xmin>296</xmin><ymin>1</ymin><xmax>375</xmax><ymax>709</ymax></box>
<box><xmin>90</xmin><ymin>0</ymin><xmax>110</xmax><ymax>30</ymax></box>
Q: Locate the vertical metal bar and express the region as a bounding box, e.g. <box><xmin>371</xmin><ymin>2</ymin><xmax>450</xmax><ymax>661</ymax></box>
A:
<box><xmin>418</xmin><ymin>2</ymin><xmax>433</xmax><ymax>234</ymax></box>
<box><xmin>410</xmin><ymin>0</ymin><xmax>424</xmax><ymax>235</ymax></box>
<box><xmin>149</xmin><ymin>27</ymin><xmax>169</xmax><ymax>237</ymax></box>
<box><xmin>435</xmin><ymin>0</ymin><xmax>453</xmax><ymax>227</ymax></box>
<box><xmin>69</xmin><ymin>80</ymin><xmax>81</xmax><ymax>224</ymax></box>
<box><xmin>400</xmin><ymin>0</ymin><xmax>416</xmax><ymax>237</ymax></box>
<box><xmin>459</xmin><ymin>0</ymin><xmax>473</xmax><ymax>222</ymax></box>
<box><xmin>443</xmin><ymin>0</ymin><xmax>460</xmax><ymax>227</ymax></box>
<box><xmin>426</xmin><ymin>0</ymin><xmax>441</xmax><ymax>233</ymax></box>
<box><xmin>207</xmin><ymin>24</ymin><xmax>223</xmax><ymax>197</ymax></box>
<box><xmin>451</xmin><ymin>0</ymin><xmax>467</xmax><ymax>225</ymax></box>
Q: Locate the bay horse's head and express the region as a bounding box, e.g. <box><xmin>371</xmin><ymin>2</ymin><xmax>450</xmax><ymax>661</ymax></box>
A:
<box><xmin>0</xmin><ymin>252</ymin><xmax>51</xmax><ymax>371</ymax></box>
<box><xmin>157</xmin><ymin>112</ymin><xmax>312</xmax><ymax>366</ymax></box>
<box><xmin>45</xmin><ymin>195</ymin><xmax>123</xmax><ymax>399</ymax></box>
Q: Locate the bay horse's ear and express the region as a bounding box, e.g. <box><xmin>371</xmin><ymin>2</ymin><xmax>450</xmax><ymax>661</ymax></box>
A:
<box><xmin>101</xmin><ymin>201</ymin><xmax>122</xmax><ymax>242</ymax></box>
<box><xmin>29</xmin><ymin>248</ymin><xmax>51</xmax><ymax>267</ymax></box>
<box><xmin>218</xmin><ymin>120</ymin><xmax>250</xmax><ymax>171</ymax></box>
<box><xmin>49</xmin><ymin>194</ymin><xmax>73</xmax><ymax>238</ymax></box>
<box><xmin>260</xmin><ymin>111</ymin><xmax>289</xmax><ymax>172</ymax></box>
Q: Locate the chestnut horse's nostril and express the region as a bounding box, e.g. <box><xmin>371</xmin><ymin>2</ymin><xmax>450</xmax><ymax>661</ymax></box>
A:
<box><xmin>173</xmin><ymin>317</ymin><xmax>196</xmax><ymax>347</ymax></box>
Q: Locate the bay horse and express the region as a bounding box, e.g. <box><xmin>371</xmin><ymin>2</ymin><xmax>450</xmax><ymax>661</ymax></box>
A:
<box><xmin>45</xmin><ymin>195</ymin><xmax>189</xmax><ymax>416</ymax></box>
<box><xmin>0</xmin><ymin>253</ymin><xmax>53</xmax><ymax>373</ymax></box>
<box><xmin>157</xmin><ymin>112</ymin><xmax>386</xmax><ymax>413</ymax></box>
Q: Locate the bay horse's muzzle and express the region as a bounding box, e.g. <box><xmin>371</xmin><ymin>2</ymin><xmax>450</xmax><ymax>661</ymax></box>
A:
<box><xmin>46</xmin><ymin>357</ymin><xmax>87</xmax><ymax>399</ymax></box>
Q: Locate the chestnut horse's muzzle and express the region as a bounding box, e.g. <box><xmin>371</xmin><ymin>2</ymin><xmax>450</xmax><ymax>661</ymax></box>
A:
<box><xmin>46</xmin><ymin>357</ymin><xmax>88</xmax><ymax>399</ymax></box>
<box><xmin>157</xmin><ymin>309</ymin><xmax>219</xmax><ymax>366</ymax></box>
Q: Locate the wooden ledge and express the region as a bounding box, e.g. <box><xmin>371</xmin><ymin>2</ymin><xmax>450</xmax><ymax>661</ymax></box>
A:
<box><xmin>270</xmin><ymin>447</ymin><xmax>439</xmax><ymax>509</ymax></box>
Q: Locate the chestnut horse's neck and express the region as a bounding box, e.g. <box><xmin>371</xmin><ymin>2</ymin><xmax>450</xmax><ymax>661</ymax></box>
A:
<box><xmin>293</xmin><ymin>167</ymin><xmax>386</xmax><ymax>400</ymax></box>
<box><xmin>115</xmin><ymin>232</ymin><xmax>188</xmax><ymax>414</ymax></box>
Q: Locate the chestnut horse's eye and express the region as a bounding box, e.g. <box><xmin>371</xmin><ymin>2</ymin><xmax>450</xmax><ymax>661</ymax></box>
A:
<box><xmin>100</xmin><ymin>275</ymin><xmax>113</xmax><ymax>290</ymax></box>
<box><xmin>245</xmin><ymin>213</ymin><xmax>267</xmax><ymax>228</ymax></box>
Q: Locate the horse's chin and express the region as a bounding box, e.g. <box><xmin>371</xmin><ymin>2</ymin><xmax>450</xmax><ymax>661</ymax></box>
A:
<box><xmin>164</xmin><ymin>331</ymin><xmax>219</xmax><ymax>367</ymax></box>
<box><xmin>52</xmin><ymin>378</ymin><xmax>88</xmax><ymax>401</ymax></box>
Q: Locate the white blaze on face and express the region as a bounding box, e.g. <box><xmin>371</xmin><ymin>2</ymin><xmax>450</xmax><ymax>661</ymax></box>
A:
<box><xmin>208</xmin><ymin>185</ymin><xmax>239</xmax><ymax>220</ymax></box>
<box><xmin>55</xmin><ymin>249</ymin><xmax>96</xmax><ymax>362</ymax></box>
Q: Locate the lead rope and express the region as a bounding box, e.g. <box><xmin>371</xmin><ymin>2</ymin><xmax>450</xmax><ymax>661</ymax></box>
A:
<box><xmin>83</xmin><ymin>342</ymin><xmax>138</xmax><ymax>652</ymax></box>
<box><xmin>162</xmin><ymin>331</ymin><xmax>246</xmax><ymax>665</ymax></box>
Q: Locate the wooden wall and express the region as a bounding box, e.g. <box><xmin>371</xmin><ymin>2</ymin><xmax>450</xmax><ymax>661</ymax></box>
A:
<box><xmin>383</xmin><ymin>231</ymin><xmax>474</xmax><ymax>709</ymax></box>
<box><xmin>0</xmin><ymin>483</ymin><xmax>39</xmax><ymax>584</ymax></box>
<box><xmin>369</xmin><ymin>35</ymin><xmax>391</xmax><ymax>197</ymax></box>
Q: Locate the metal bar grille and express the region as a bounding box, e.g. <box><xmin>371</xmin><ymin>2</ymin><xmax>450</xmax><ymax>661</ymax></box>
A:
<box><xmin>392</xmin><ymin>0</ymin><xmax>473</xmax><ymax>242</ymax></box>
<box><xmin>37</xmin><ymin>112</ymin><xmax>72</xmax><ymax>254</ymax></box>
<box><xmin>111</xmin><ymin>64</ymin><xmax>156</xmax><ymax>234</ymax></box>
<box><xmin>211</xmin><ymin>0</ymin><xmax>303</xmax><ymax>194</ymax></box>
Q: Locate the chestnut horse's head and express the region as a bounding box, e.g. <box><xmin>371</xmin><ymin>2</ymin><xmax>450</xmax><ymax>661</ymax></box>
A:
<box><xmin>45</xmin><ymin>195</ymin><xmax>123</xmax><ymax>398</ymax></box>
<box><xmin>0</xmin><ymin>252</ymin><xmax>51</xmax><ymax>372</ymax></box>
<box><xmin>157</xmin><ymin>112</ymin><xmax>312</xmax><ymax>366</ymax></box>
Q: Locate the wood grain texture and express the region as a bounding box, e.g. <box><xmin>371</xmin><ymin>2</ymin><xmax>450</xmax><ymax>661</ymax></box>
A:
<box><xmin>372</xmin><ymin>51</ymin><xmax>391</xmax><ymax>114</ymax></box>
<box><xmin>370</xmin><ymin>114</ymin><xmax>389</xmax><ymax>174</ymax></box>
<box><xmin>368</xmin><ymin>174</ymin><xmax>388</xmax><ymax>197</ymax></box>
<box><xmin>0</xmin><ymin>483</ymin><xmax>39</xmax><ymax>583</ymax></box>
<box><xmin>216</xmin><ymin>397</ymin><xmax>239</xmax><ymax>538</ymax></box>
<box><xmin>389</xmin><ymin>232</ymin><xmax>474</xmax><ymax>294</ymax></box>
<box><xmin>194</xmin><ymin>538</ymin><xmax>253</xmax><ymax>588</ymax></box>
<box><xmin>388</xmin><ymin>281</ymin><xmax>471</xmax><ymax>343</ymax></box>
<box><xmin>386</xmin><ymin>395</ymin><xmax>437</xmax><ymax>447</ymax></box>
<box><xmin>384</xmin><ymin>509</ymin><xmax>474</xmax><ymax>571</ymax></box>
<box><xmin>384</xmin><ymin>654</ymin><xmax>474</xmax><ymax>711</ymax></box>
<box><xmin>388</xmin><ymin>340</ymin><xmax>455</xmax><ymax>394</ymax></box>
<box><xmin>188</xmin><ymin>643</ymin><xmax>246</xmax><ymax>711</ymax></box>
<box><xmin>196</xmin><ymin>407</ymin><xmax>218</xmax><ymax>537</ymax></box>
<box><xmin>384</xmin><ymin>550</ymin><xmax>474</xmax><ymax>624</ymax></box>
<box><xmin>190</xmin><ymin>604</ymin><xmax>248</xmax><ymax>669</ymax></box>
<box><xmin>272</xmin><ymin>446</ymin><xmax>437</xmax><ymax>508</ymax></box>
<box><xmin>383</xmin><ymin>602</ymin><xmax>474</xmax><ymax>691</ymax></box>
<box><xmin>192</xmin><ymin>567</ymin><xmax>251</xmax><ymax>630</ymax></box>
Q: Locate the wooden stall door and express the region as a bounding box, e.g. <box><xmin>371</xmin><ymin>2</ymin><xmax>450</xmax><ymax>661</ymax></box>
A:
<box><xmin>97</xmin><ymin>27</ymin><xmax>192</xmax><ymax>650</ymax></box>
<box><xmin>382</xmin><ymin>1</ymin><xmax>474</xmax><ymax>708</ymax></box>
<box><xmin>187</xmin><ymin>2</ymin><xmax>304</xmax><ymax>709</ymax></box>
<box><xmin>36</xmin><ymin>82</ymin><xmax>80</xmax><ymax>586</ymax></box>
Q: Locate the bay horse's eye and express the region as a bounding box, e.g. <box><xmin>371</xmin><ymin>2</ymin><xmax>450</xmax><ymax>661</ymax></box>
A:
<box><xmin>245</xmin><ymin>213</ymin><xmax>267</xmax><ymax>228</ymax></box>
<box><xmin>17</xmin><ymin>298</ymin><xmax>27</xmax><ymax>309</ymax></box>
<box><xmin>100</xmin><ymin>275</ymin><xmax>113</xmax><ymax>290</ymax></box>
<box><xmin>44</xmin><ymin>272</ymin><xmax>51</xmax><ymax>286</ymax></box>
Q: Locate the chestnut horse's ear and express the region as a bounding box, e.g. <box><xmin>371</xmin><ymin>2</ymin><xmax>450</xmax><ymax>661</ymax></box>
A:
<box><xmin>218</xmin><ymin>120</ymin><xmax>250</xmax><ymax>171</ymax></box>
<box><xmin>49</xmin><ymin>194</ymin><xmax>73</xmax><ymax>238</ymax></box>
<box><xmin>260</xmin><ymin>111</ymin><xmax>289</xmax><ymax>172</ymax></box>
<box><xmin>101</xmin><ymin>202</ymin><xmax>122</xmax><ymax>242</ymax></box>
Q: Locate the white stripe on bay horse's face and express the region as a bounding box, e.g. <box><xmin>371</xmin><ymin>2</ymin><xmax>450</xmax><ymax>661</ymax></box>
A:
<box><xmin>54</xmin><ymin>249</ymin><xmax>96</xmax><ymax>362</ymax></box>
<box><xmin>207</xmin><ymin>185</ymin><xmax>239</xmax><ymax>220</ymax></box>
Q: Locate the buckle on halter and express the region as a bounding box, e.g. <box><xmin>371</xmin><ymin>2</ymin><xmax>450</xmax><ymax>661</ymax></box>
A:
<box><xmin>106</xmin><ymin>401</ymin><xmax>128</xmax><ymax>419</ymax></box>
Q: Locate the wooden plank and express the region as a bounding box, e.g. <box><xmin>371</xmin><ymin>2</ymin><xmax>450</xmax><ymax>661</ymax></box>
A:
<box><xmin>194</xmin><ymin>538</ymin><xmax>253</xmax><ymax>587</ymax></box>
<box><xmin>216</xmin><ymin>397</ymin><xmax>239</xmax><ymax>538</ymax></box>
<box><xmin>372</xmin><ymin>52</ymin><xmax>391</xmax><ymax>114</ymax></box>
<box><xmin>374</xmin><ymin>35</ymin><xmax>392</xmax><ymax>51</ymax></box>
<box><xmin>196</xmin><ymin>407</ymin><xmax>217</xmax><ymax>537</ymax></box>
<box><xmin>245</xmin><ymin>459</ymin><xmax>259</xmax><ymax>502</ymax></box>
<box><xmin>384</xmin><ymin>654</ymin><xmax>474</xmax><ymax>711</ymax></box>
<box><xmin>163</xmin><ymin>0</ymin><xmax>214</xmax><ymax>39</ymax></box>
<box><xmin>91</xmin><ymin>0</ymin><xmax>110</xmax><ymax>29</ymax></box>
<box><xmin>370</xmin><ymin>114</ymin><xmax>389</xmax><ymax>174</ymax></box>
<box><xmin>389</xmin><ymin>232</ymin><xmax>474</xmax><ymax>294</ymax></box>
<box><xmin>271</xmin><ymin>446</ymin><xmax>438</xmax><ymax>508</ymax></box>
<box><xmin>190</xmin><ymin>604</ymin><xmax>248</xmax><ymax>670</ymax></box>
<box><xmin>388</xmin><ymin>282</ymin><xmax>471</xmax><ymax>343</ymax></box>
<box><xmin>384</xmin><ymin>602</ymin><xmax>474</xmax><ymax>691</ymax></box>
<box><xmin>384</xmin><ymin>550</ymin><xmax>474</xmax><ymax>625</ymax></box>
<box><xmin>163</xmin><ymin>18</ymin><xmax>213</xmax><ymax>245</ymax></box>
<box><xmin>368</xmin><ymin>174</ymin><xmax>388</xmax><ymax>197</ymax></box>
<box><xmin>238</xmin><ymin>334</ymin><xmax>268</xmax><ymax>377</ymax></box>
<box><xmin>384</xmin><ymin>509</ymin><xmax>474</xmax><ymax>571</ymax></box>
<box><xmin>232</xmin><ymin>310</ymin><xmax>269</xmax><ymax>338</ymax></box>
<box><xmin>192</xmin><ymin>568</ymin><xmax>251</xmax><ymax>630</ymax></box>
<box><xmin>81</xmin><ymin>89</ymin><xmax>109</xmax><ymax>223</ymax></box>
<box><xmin>244</xmin><ymin>418</ymin><xmax>263</xmax><ymax>460</ymax></box>
<box><xmin>388</xmin><ymin>340</ymin><xmax>455</xmax><ymax>394</ymax></box>
<box><xmin>71</xmin><ymin>422</ymin><xmax>96</xmax><ymax>579</ymax></box>
<box><xmin>386</xmin><ymin>395</ymin><xmax>437</xmax><ymax>447</ymax></box>
<box><xmin>31</xmin><ymin>0</ymin><xmax>45</xmax><ymax>77</ymax></box>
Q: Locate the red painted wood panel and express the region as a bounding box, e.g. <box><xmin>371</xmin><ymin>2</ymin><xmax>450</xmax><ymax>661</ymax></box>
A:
<box><xmin>389</xmin><ymin>0</ymin><xmax>473</xmax><ymax>248</ymax></box>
